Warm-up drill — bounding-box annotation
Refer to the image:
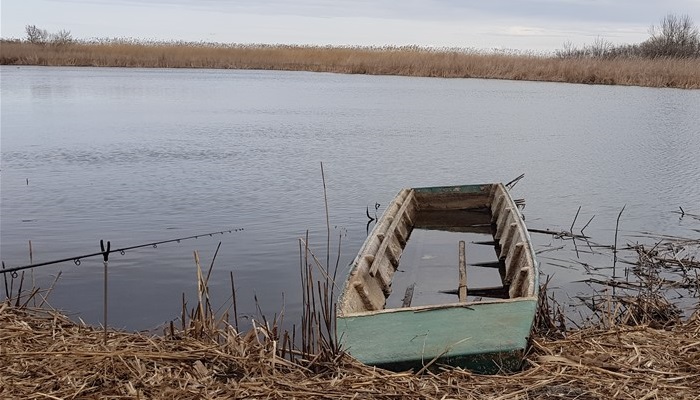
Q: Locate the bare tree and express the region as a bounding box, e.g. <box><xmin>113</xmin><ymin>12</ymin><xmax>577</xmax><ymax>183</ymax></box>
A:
<box><xmin>50</xmin><ymin>29</ymin><xmax>74</xmax><ymax>46</ymax></box>
<box><xmin>25</xmin><ymin>25</ymin><xmax>49</xmax><ymax>45</ymax></box>
<box><xmin>587</xmin><ymin>37</ymin><xmax>613</xmax><ymax>58</ymax></box>
<box><xmin>643</xmin><ymin>14</ymin><xmax>700</xmax><ymax>58</ymax></box>
<box><xmin>555</xmin><ymin>41</ymin><xmax>578</xmax><ymax>59</ymax></box>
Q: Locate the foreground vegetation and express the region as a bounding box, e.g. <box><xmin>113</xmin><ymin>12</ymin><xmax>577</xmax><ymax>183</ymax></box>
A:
<box><xmin>2</xmin><ymin>302</ymin><xmax>698</xmax><ymax>399</ymax></box>
<box><xmin>2</xmin><ymin>14</ymin><xmax>700</xmax><ymax>88</ymax></box>
<box><xmin>2</xmin><ymin>217</ymin><xmax>699</xmax><ymax>398</ymax></box>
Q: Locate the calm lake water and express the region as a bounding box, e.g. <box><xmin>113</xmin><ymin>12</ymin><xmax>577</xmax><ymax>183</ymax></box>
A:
<box><xmin>1</xmin><ymin>66</ymin><xmax>699</xmax><ymax>330</ymax></box>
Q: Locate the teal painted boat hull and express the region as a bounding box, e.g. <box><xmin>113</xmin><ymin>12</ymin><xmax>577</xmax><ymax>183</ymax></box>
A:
<box><xmin>338</xmin><ymin>299</ymin><xmax>536</xmax><ymax>373</ymax></box>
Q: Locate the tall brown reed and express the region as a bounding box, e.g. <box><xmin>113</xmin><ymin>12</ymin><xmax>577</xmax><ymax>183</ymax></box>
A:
<box><xmin>176</xmin><ymin>231</ymin><xmax>342</xmax><ymax>369</ymax></box>
<box><xmin>2</xmin><ymin>212</ymin><xmax>699</xmax><ymax>398</ymax></box>
<box><xmin>2</xmin><ymin>40</ymin><xmax>699</xmax><ymax>88</ymax></box>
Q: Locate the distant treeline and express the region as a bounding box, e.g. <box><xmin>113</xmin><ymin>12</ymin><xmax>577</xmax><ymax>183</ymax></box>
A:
<box><xmin>2</xmin><ymin>14</ymin><xmax>699</xmax><ymax>89</ymax></box>
<box><xmin>556</xmin><ymin>14</ymin><xmax>700</xmax><ymax>59</ymax></box>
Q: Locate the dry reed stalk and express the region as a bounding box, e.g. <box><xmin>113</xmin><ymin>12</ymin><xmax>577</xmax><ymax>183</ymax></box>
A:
<box><xmin>2</xmin><ymin>209</ymin><xmax>697</xmax><ymax>398</ymax></box>
<box><xmin>2</xmin><ymin>41</ymin><xmax>700</xmax><ymax>88</ymax></box>
<box><xmin>582</xmin><ymin>229</ymin><xmax>699</xmax><ymax>323</ymax></box>
<box><xmin>1</xmin><ymin>300</ymin><xmax>699</xmax><ymax>399</ymax></box>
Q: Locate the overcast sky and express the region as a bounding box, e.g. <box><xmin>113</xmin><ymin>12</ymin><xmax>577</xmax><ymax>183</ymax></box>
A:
<box><xmin>2</xmin><ymin>0</ymin><xmax>700</xmax><ymax>51</ymax></box>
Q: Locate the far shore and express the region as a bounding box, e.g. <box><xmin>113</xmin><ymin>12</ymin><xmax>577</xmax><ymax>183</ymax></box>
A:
<box><xmin>2</xmin><ymin>40</ymin><xmax>700</xmax><ymax>89</ymax></box>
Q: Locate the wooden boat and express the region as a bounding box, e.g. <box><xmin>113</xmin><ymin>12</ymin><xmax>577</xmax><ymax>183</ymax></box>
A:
<box><xmin>336</xmin><ymin>183</ymin><xmax>538</xmax><ymax>374</ymax></box>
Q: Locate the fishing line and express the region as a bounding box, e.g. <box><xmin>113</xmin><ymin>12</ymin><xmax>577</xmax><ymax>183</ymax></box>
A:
<box><xmin>1</xmin><ymin>228</ymin><xmax>243</xmax><ymax>277</ymax></box>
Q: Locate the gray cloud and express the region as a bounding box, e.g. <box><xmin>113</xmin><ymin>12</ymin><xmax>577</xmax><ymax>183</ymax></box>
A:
<box><xmin>52</xmin><ymin>0</ymin><xmax>698</xmax><ymax>24</ymax></box>
<box><xmin>6</xmin><ymin>0</ymin><xmax>700</xmax><ymax>49</ymax></box>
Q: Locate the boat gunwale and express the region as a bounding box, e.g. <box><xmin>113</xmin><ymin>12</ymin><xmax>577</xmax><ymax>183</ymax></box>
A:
<box><xmin>492</xmin><ymin>182</ymin><xmax>539</xmax><ymax>298</ymax></box>
<box><xmin>337</xmin><ymin>295</ymin><xmax>538</xmax><ymax>319</ymax></box>
<box><xmin>336</xmin><ymin>182</ymin><xmax>538</xmax><ymax>317</ymax></box>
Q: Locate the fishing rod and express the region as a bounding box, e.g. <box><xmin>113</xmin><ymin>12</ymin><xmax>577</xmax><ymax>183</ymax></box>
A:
<box><xmin>0</xmin><ymin>228</ymin><xmax>243</xmax><ymax>277</ymax></box>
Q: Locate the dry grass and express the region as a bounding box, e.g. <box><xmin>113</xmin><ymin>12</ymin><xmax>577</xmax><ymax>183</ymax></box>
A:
<box><xmin>2</xmin><ymin>237</ymin><xmax>700</xmax><ymax>399</ymax></box>
<box><xmin>2</xmin><ymin>203</ymin><xmax>698</xmax><ymax>398</ymax></box>
<box><xmin>2</xmin><ymin>41</ymin><xmax>700</xmax><ymax>89</ymax></box>
<box><xmin>2</xmin><ymin>301</ymin><xmax>699</xmax><ymax>399</ymax></box>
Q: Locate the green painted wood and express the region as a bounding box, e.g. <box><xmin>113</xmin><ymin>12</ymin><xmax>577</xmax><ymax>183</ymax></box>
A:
<box><xmin>338</xmin><ymin>299</ymin><xmax>537</xmax><ymax>374</ymax></box>
<box><xmin>413</xmin><ymin>184</ymin><xmax>490</xmax><ymax>194</ymax></box>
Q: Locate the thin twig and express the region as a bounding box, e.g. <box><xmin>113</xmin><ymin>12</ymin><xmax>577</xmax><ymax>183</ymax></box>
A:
<box><xmin>320</xmin><ymin>162</ymin><xmax>330</xmax><ymax>277</ymax></box>
<box><xmin>570</xmin><ymin>206</ymin><xmax>581</xmax><ymax>234</ymax></box>
<box><xmin>38</xmin><ymin>271</ymin><xmax>62</xmax><ymax>308</ymax></box>
<box><xmin>230</xmin><ymin>271</ymin><xmax>239</xmax><ymax>332</ymax></box>
<box><xmin>613</xmin><ymin>205</ymin><xmax>626</xmax><ymax>278</ymax></box>
<box><xmin>581</xmin><ymin>215</ymin><xmax>595</xmax><ymax>235</ymax></box>
<box><xmin>505</xmin><ymin>173</ymin><xmax>525</xmax><ymax>189</ymax></box>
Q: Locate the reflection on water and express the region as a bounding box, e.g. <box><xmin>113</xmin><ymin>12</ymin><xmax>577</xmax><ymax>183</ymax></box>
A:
<box><xmin>386</xmin><ymin>229</ymin><xmax>501</xmax><ymax>309</ymax></box>
<box><xmin>1</xmin><ymin>66</ymin><xmax>699</xmax><ymax>330</ymax></box>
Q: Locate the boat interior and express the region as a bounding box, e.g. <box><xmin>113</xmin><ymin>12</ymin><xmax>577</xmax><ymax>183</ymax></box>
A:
<box><xmin>338</xmin><ymin>184</ymin><xmax>537</xmax><ymax>316</ymax></box>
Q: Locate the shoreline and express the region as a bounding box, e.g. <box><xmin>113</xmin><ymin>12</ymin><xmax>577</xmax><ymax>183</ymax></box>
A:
<box><xmin>2</xmin><ymin>41</ymin><xmax>700</xmax><ymax>89</ymax></box>
<box><xmin>2</xmin><ymin>297</ymin><xmax>698</xmax><ymax>398</ymax></box>
<box><xmin>1</xmin><ymin>204</ymin><xmax>698</xmax><ymax>397</ymax></box>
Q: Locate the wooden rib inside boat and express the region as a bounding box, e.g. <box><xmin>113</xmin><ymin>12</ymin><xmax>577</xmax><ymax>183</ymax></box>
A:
<box><xmin>336</xmin><ymin>183</ymin><xmax>538</xmax><ymax>373</ymax></box>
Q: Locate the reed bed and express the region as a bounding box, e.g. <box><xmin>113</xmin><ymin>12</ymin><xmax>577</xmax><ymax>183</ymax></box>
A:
<box><xmin>574</xmin><ymin>230</ymin><xmax>700</xmax><ymax>327</ymax></box>
<box><xmin>2</xmin><ymin>236</ymin><xmax>699</xmax><ymax>399</ymax></box>
<box><xmin>2</xmin><ymin>299</ymin><xmax>699</xmax><ymax>399</ymax></box>
<box><xmin>2</xmin><ymin>40</ymin><xmax>700</xmax><ymax>89</ymax></box>
<box><xmin>2</xmin><ymin>199</ymin><xmax>698</xmax><ymax>398</ymax></box>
